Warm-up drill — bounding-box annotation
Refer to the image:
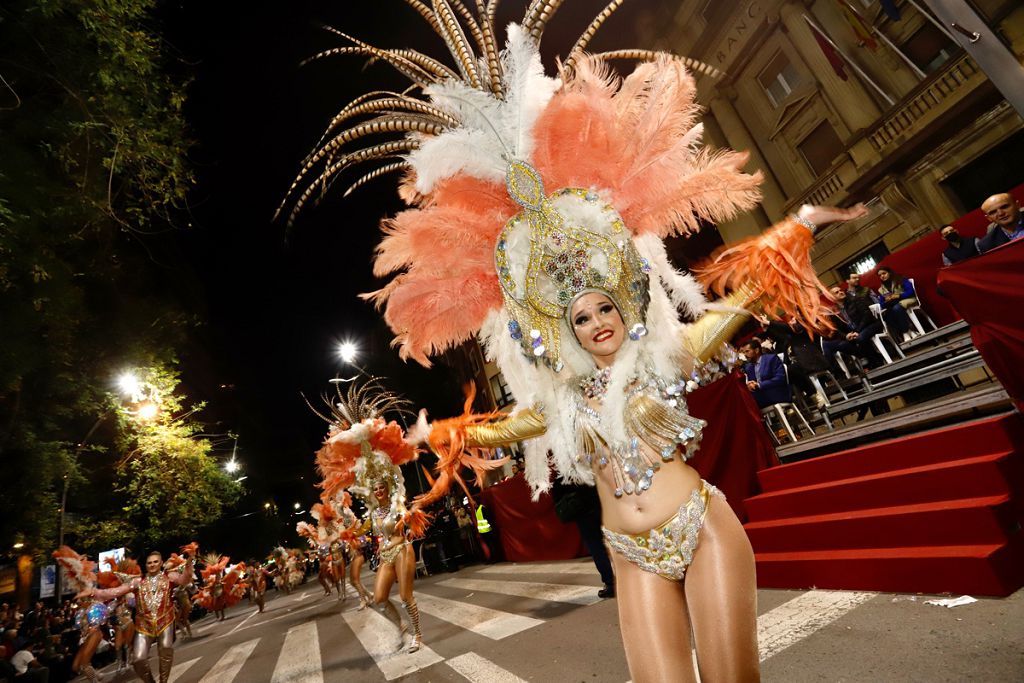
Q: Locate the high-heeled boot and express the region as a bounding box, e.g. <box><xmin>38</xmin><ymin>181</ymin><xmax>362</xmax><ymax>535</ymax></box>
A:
<box><xmin>402</xmin><ymin>599</ymin><xmax>422</xmax><ymax>653</ymax></box>
<box><xmin>133</xmin><ymin>659</ymin><xmax>156</xmax><ymax>683</ymax></box>
<box><xmin>158</xmin><ymin>648</ymin><xmax>174</xmax><ymax>683</ymax></box>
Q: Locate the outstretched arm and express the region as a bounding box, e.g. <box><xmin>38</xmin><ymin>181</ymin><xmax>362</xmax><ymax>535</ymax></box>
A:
<box><xmin>87</xmin><ymin>581</ymin><xmax>135</xmax><ymax>602</ymax></box>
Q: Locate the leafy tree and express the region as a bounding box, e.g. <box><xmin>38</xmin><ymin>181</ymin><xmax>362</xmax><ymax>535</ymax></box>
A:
<box><xmin>0</xmin><ymin>0</ymin><xmax>198</xmax><ymax>559</ymax></box>
<box><xmin>76</xmin><ymin>365</ymin><xmax>241</xmax><ymax>551</ymax></box>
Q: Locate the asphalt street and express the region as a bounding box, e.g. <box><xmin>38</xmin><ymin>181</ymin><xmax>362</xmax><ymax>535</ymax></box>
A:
<box><xmin>89</xmin><ymin>558</ymin><xmax>1023</xmax><ymax>682</ymax></box>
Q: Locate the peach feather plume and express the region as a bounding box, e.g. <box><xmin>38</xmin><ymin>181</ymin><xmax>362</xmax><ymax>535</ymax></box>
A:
<box><xmin>414</xmin><ymin>384</ymin><xmax>509</xmax><ymax>509</ymax></box>
<box><xmin>52</xmin><ymin>546</ymin><xmax>97</xmax><ymax>592</ymax></box>
<box><xmin>530</xmin><ymin>56</ymin><xmax>762</xmax><ymax>238</ymax></box>
<box><xmin>696</xmin><ymin>218</ymin><xmax>835</xmax><ymax>335</ymax></box>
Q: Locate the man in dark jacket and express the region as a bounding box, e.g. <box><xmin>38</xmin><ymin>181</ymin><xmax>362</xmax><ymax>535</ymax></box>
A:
<box><xmin>739</xmin><ymin>339</ymin><xmax>790</xmax><ymax>408</ymax></box>
<box><xmin>824</xmin><ymin>285</ymin><xmax>883</xmax><ymax>368</ymax></box>
<box><xmin>977</xmin><ymin>193</ymin><xmax>1024</xmax><ymax>253</ymax></box>
<box><xmin>940</xmin><ymin>225</ymin><xmax>978</xmax><ymax>265</ymax></box>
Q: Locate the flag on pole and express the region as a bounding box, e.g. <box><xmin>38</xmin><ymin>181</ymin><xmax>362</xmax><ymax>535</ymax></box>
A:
<box><xmin>807</xmin><ymin>18</ymin><xmax>849</xmax><ymax>80</ymax></box>
<box><xmin>838</xmin><ymin>0</ymin><xmax>878</xmax><ymax>50</ymax></box>
<box><xmin>879</xmin><ymin>0</ymin><xmax>901</xmax><ymax>22</ymax></box>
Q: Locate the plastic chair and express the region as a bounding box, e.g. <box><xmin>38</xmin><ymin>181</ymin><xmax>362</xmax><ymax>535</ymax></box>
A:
<box><xmin>808</xmin><ymin>370</ymin><xmax>848</xmax><ymax>407</ymax></box>
<box><xmin>905</xmin><ymin>278</ymin><xmax>937</xmax><ymax>335</ymax></box>
<box><xmin>415</xmin><ymin>542</ymin><xmax>430</xmax><ymax>578</ymax></box>
<box><xmin>761</xmin><ymin>403</ymin><xmax>813</xmax><ymax>443</ymax></box>
<box><xmin>868</xmin><ymin>303</ymin><xmax>906</xmax><ymax>363</ymax></box>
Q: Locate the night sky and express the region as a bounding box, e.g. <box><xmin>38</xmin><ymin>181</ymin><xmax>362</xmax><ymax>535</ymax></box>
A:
<box><xmin>152</xmin><ymin>1</ymin><xmax>663</xmax><ymax>546</ymax></box>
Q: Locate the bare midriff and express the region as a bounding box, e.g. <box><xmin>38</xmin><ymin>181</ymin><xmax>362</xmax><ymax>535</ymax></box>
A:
<box><xmin>594</xmin><ymin>448</ymin><xmax>702</xmax><ymax>536</ymax></box>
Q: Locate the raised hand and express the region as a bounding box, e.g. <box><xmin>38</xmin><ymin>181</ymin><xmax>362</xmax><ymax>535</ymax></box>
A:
<box><xmin>797</xmin><ymin>203</ymin><xmax>869</xmax><ymax>228</ymax></box>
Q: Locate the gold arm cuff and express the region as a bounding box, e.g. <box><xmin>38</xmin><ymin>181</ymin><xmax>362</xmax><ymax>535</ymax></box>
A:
<box><xmin>683</xmin><ymin>284</ymin><xmax>761</xmax><ymax>363</ymax></box>
<box><xmin>465</xmin><ymin>407</ymin><xmax>547</xmax><ymax>447</ymax></box>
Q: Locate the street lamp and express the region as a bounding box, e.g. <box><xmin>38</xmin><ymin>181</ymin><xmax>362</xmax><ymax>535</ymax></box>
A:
<box><xmin>134</xmin><ymin>400</ymin><xmax>159</xmax><ymax>422</ymax></box>
<box><xmin>293</xmin><ymin>502</ymin><xmax>301</xmax><ymax>510</ymax></box>
<box><xmin>117</xmin><ymin>372</ymin><xmax>142</xmax><ymax>398</ymax></box>
<box><xmin>264</xmin><ymin>502</ymin><xmax>272</xmax><ymax>510</ymax></box>
<box><xmin>338</xmin><ymin>341</ymin><xmax>358</xmax><ymax>364</ymax></box>
<box><xmin>225</xmin><ymin>459</ymin><xmax>240</xmax><ymax>474</ymax></box>
<box><xmin>13</xmin><ymin>542</ymin><xmax>24</xmax><ymax>550</ymax></box>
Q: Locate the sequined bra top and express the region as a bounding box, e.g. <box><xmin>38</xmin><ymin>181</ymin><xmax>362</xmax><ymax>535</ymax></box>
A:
<box><xmin>574</xmin><ymin>368</ymin><xmax>706</xmax><ymax>498</ymax></box>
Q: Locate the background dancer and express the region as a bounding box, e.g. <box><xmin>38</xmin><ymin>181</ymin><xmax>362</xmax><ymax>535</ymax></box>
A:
<box><xmin>82</xmin><ymin>545</ymin><xmax>195</xmax><ymax>683</ymax></box>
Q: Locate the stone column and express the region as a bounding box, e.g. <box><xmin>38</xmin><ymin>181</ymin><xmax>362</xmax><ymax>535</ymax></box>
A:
<box><xmin>779</xmin><ymin>0</ymin><xmax>882</xmax><ymax>132</ymax></box>
<box><xmin>707</xmin><ymin>89</ymin><xmax>788</xmax><ymax>221</ymax></box>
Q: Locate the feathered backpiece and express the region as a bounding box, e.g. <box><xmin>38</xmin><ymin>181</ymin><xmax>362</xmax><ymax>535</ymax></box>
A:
<box><xmin>200</xmin><ymin>553</ymin><xmax>230</xmax><ymax>580</ymax></box>
<box><xmin>53</xmin><ymin>546</ymin><xmax>96</xmax><ymax>592</ymax></box>
<box><xmin>98</xmin><ymin>557</ymin><xmax>142</xmax><ymax>588</ymax></box>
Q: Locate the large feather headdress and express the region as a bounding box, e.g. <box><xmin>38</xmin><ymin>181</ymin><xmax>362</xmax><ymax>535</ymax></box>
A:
<box><xmin>282</xmin><ymin>2</ymin><xmax>774</xmax><ymax>494</ymax></box>
<box><xmin>308</xmin><ymin>379</ymin><xmax>423</xmax><ymax>508</ymax></box>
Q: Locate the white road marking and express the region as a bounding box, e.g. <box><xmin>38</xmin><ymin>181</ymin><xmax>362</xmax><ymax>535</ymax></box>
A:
<box><xmin>476</xmin><ymin>562</ymin><xmax>598</xmax><ymax>576</ymax></box>
<box><xmin>757</xmin><ymin>590</ymin><xmax>876</xmax><ymax>662</ymax></box>
<box><xmin>226</xmin><ymin>608</ymin><xmax>259</xmax><ymax>635</ymax></box>
<box><xmin>415</xmin><ymin>592</ymin><xmax>543</xmax><ymax>640</ymax></box>
<box><xmin>167</xmin><ymin>656</ymin><xmax>200</xmax><ymax>683</ymax></box>
<box><xmin>197</xmin><ymin>637</ymin><xmax>260</xmax><ymax>682</ymax></box>
<box><xmin>341</xmin><ymin>605</ymin><xmax>444</xmax><ymax>680</ymax></box>
<box><xmin>293</xmin><ymin>591</ymin><xmax>310</xmax><ymax>601</ymax></box>
<box><xmin>439</xmin><ymin>577</ymin><xmax>602</xmax><ymax>605</ymax></box>
<box><xmin>446</xmin><ymin>652</ymin><xmax>528</xmax><ymax>682</ymax></box>
<box><xmin>271</xmin><ymin>621</ymin><xmax>323</xmax><ymax>683</ymax></box>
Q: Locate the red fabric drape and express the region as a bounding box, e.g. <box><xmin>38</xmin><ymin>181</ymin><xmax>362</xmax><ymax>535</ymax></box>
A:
<box><xmin>687</xmin><ymin>372</ymin><xmax>780</xmax><ymax>522</ymax></box>
<box><xmin>936</xmin><ymin>238</ymin><xmax>1024</xmax><ymax>411</ymax></box>
<box><xmin>478</xmin><ymin>374</ymin><xmax>777</xmax><ymax>562</ymax></box>
<box><xmin>479</xmin><ymin>476</ymin><xmax>586</xmax><ymax>562</ymax></box>
<box><xmin>855</xmin><ymin>183</ymin><xmax>1024</xmax><ymax>327</ymax></box>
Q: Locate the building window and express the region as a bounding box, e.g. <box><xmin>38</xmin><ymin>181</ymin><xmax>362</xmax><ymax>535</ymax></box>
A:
<box><xmin>902</xmin><ymin>23</ymin><xmax>954</xmax><ymax>73</ymax></box>
<box><xmin>757</xmin><ymin>53</ymin><xmax>803</xmax><ymax>107</ymax></box>
<box><xmin>838</xmin><ymin>242</ymin><xmax>891</xmax><ymax>281</ymax></box>
<box><xmin>490</xmin><ymin>373</ymin><xmax>514</xmax><ymax>408</ymax></box>
<box><xmin>797</xmin><ymin>121</ymin><xmax>845</xmax><ymax>177</ymax></box>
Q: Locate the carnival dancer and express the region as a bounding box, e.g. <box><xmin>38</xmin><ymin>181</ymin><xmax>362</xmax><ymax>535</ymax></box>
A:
<box><xmin>196</xmin><ymin>554</ymin><xmax>247</xmax><ymax>621</ymax></box>
<box><xmin>311</xmin><ymin>382</ymin><xmax>456</xmax><ymax>652</ymax></box>
<box><xmin>172</xmin><ymin>583</ymin><xmax>192</xmax><ymax>638</ymax></box>
<box><xmin>76</xmin><ymin>544</ymin><xmax>195</xmax><ymax>683</ymax></box>
<box><xmin>280</xmin><ymin>3</ymin><xmax>868</xmax><ymax>680</ymax></box>
<box><xmin>297</xmin><ymin>499</ymin><xmax>347</xmax><ymax>600</ymax></box>
<box><xmin>98</xmin><ymin>555</ymin><xmax>142</xmax><ymax>673</ymax></box>
<box><xmin>338</xmin><ymin>496</ymin><xmax>374</xmax><ymax>609</ymax></box>
<box><xmin>53</xmin><ymin>547</ymin><xmax>112</xmax><ymax>683</ymax></box>
<box><xmin>248</xmin><ymin>561</ymin><xmax>271</xmax><ymax>613</ymax></box>
<box><xmin>112</xmin><ymin>594</ymin><xmax>137</xmax><ymax>671</ymax></box>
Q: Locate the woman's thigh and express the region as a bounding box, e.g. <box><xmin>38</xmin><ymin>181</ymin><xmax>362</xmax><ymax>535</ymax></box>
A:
<box><xmin>610</xmin><ymin>549</ymin><xmax>697</xmax><ymax>683</ymax></box>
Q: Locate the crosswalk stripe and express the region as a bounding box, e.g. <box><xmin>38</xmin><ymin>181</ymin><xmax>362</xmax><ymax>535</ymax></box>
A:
<box><xmin>416</xmin><ymin>592</ymin><xmax>543</xmax><ymax>640</ymax></box>
<box><xmin>439</xmin><ymin>577</ymin><xmax>602</xmax><ymax>606</ymax></box>
<box><xmin>757</xmin><ymin>590</ymin><xmax>875</xmax><ymax>662</ymax></box>
<box><xmin>271</xmin><ymin>621</ymin><xmax>323</xmax><ymax>683</ymax></box>
<box><xmin>341</xmin><ymin>604</ymin><xmax>444</xmax><ymax>680</ymax></box>
<box><xmin>446</xmin><ymin>652</ymin><xmax>528</xmax><ymax>683</ymax></box>
<box><xmin>476</xmin><ymin>562</ymin><xmax>598</xmax><ymax>576</ymax></box>
<box><xmin>198</xmin><ymin>637</ymin><xmax>260</xmax><ymax>682</ymax></box>
<box><xmin>168</xmin><ymin>656</ymin><xmax>200</xmax><ymax>683</ymax></box>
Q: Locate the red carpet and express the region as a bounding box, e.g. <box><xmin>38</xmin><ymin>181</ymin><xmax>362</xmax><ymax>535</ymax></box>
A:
<box><xmin>744</xmin><ymin>413</ymin><xmax>1024</xmax><ymax>595</ymax></box>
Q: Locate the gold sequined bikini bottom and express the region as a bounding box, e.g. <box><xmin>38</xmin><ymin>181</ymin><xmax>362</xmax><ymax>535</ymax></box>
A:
<box><xmin>602</xmin><ymin>480</ymin><xmax>723</xmax><ymax>581</ymax></box>
<box><xmin>378</xmin><ymin>540</ymin><xmax>408</xmax><ymax>566</ymax></box>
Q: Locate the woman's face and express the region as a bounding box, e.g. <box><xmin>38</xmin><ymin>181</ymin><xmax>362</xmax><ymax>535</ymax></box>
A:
<box><xmin>372</xmin><ymin>481</ymin><xmax>389</xmax><ymax>504</ymax></box>
<box><xmin>878</xmin><ymin>270</ymin><xmax>891</xmax><ymax>282</ymax></box>
<box><xmin>570</xmin><ymin>292</ymin><xmax>625</xmax><ymax>367</ymax></box>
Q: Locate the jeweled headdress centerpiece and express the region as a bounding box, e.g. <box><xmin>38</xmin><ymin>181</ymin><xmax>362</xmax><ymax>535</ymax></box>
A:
<box><xmin>496</xmin><ymin>159</ymin><xmax>651</xmax><ymax>370</ymax></box>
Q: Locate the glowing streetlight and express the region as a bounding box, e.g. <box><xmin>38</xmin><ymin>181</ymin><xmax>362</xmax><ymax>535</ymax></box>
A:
<box><xmin>13</xmin><ymin>542</ymin><xmax>24</xmax><ymax>550</ymax></box>
<box><xmin>338</xmin><ymin>341</ymin><xmax>358</xmax><ymax>364</ymax></box>
<box><xmin>264</xmin><ymin>502</ymin><xmax>271</xmax><ymax>510</ymax></box>
<box><xmin>225</xmin><ymin>459</ymin><xmax>240</xmax><ymax>474</ymax></box>
<box><xmin>134</xmin><ymin>400</ymin><xmax>159</xmax><ymax>422</ymax></box>
<box><xmin>293</xmin><ymin>502</ymin><xmax>301</xmax><ymax>510</ymax></box>
<box><xmin>117</xmin><ymin>372</ymin><xmax>142</xmax><ymax>398</ymax></box>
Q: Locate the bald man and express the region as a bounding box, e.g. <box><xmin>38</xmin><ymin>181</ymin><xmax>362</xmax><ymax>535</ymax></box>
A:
<box><xmin>978</xmin><ymin>193</ymin><xmax>1024</xmax><ymax>253</ymax></box>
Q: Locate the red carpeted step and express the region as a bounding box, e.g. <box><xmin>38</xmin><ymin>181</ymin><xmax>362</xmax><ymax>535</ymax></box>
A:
<box><xmin>757</xmin><ymin>413</ymin><xmax>1024</xmax><ymax>493</ymax></box>
<box><xmin>745</xmin><ymin>451</ymin><xmax>1017</xmax><ymax>521</ymax></box>
<box><xmin>745</xmin><ymin>495</ymin><xmax>1014</xmax><ymax>552</ymax></box>
<box><xmin>754</xmin><ymin>542</ymin><xmax>1024</xmax><ymax>596</ymax></box>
